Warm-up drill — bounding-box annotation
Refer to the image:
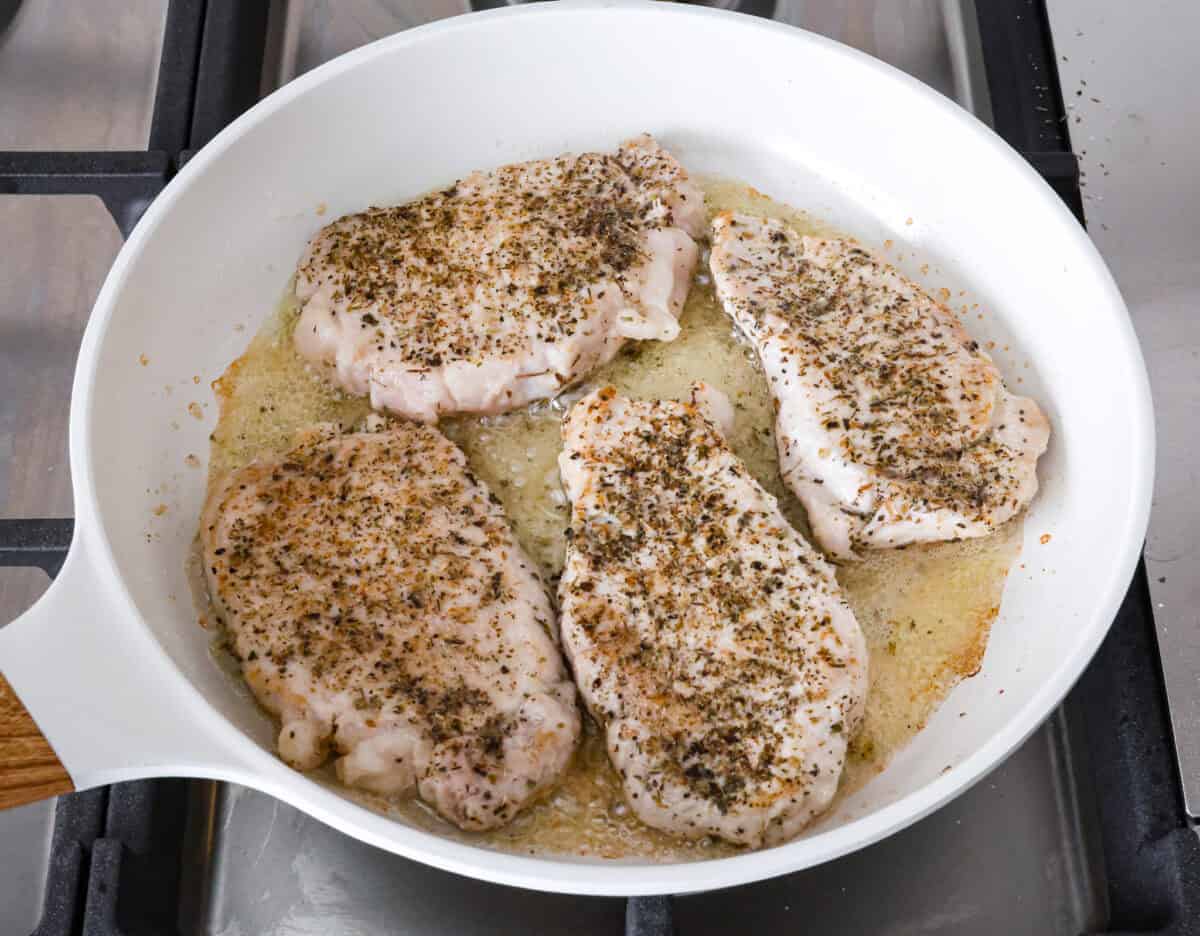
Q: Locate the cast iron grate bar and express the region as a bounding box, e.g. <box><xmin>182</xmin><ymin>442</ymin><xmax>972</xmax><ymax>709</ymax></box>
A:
<box><xmin>0</xmin><ymin>152</ymin><xmax>168</xmax><ymax>239</ymax></box>
<box><xmin>0</xmin><ymin>0</ymin><xmax>268</xmax><ymax>239</ymax></box>
<box><xmin>626</xmin><ymin>895</ymin><xmax>677</xmax><ymax>936</ymax></box>
<box><xmin>975</xmin><ymin>0</ymin><xmax>1071</xmax><ymax>154</ymax></box>
<box><xmin>0</xmin><ymin>519</ymin><xmax>74</xmax><ymax>578</ymax></box>
<box><xmin>1077</xmin><ymin>566</ymin><xmax>1200</xmax><ymax>935</ymax></box>
<box><xmin>29</xmin><ymin>788</ymin><xmax>107</xmax><ymax>936</ymax></box>
<box><xmin>189</xmin><ymin>0</ymin><xmax>271</xmax><ymax>150</ymax></box>
<box><xmin>148</xmin><ymin>0</ymin><xmax>207</xmax><ymax>155</ymax></box>
<box><xmin>0</xmin><ymin>1</ymin><xmax>205</xmax><ymax>237</ymax></box>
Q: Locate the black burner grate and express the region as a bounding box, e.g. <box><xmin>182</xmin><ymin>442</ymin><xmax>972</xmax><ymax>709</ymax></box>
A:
<box><xmin>0</xmin><ymin>0</ymin><xmax>267</xmax><ymax>238</ymax></box>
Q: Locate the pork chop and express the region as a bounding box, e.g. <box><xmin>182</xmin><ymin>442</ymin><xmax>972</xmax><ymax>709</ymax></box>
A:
<box><xmin>709</xmin><ymin>213</ymin><xmax>1051</xmax><ymax>559</ymax></box>
<box><xmin>557</xmin><ymin>384</ymin><xmax>868</xmax><ymax>847</ymax></box>
<box><xmin>200</xmin><ymin>422</ymin><xmax>580</xmax><ymax>831</ymax></box>
<box><xmin>294</xmin><ymin>135</ymin><xmax>705</xmax><ymax>422</ymax></box>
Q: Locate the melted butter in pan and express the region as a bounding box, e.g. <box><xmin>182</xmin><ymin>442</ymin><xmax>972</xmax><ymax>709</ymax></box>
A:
<box><xmin>205</xmin><ymin>178</ymin><xmax>1022</xmax><ymax>861</ymax></box>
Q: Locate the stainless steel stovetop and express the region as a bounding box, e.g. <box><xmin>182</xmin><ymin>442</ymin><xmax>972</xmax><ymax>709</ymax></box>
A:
<box><xmin>0</xmin><ymin>2</ymin><xmax>1193</xmax><ymax>934</ymax></box>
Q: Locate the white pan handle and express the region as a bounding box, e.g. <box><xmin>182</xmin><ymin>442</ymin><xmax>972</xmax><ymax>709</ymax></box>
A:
<box><xmin>0</xmin><ymin>527</ymin><xmax>248</xmax><ymax>809</ymax></box>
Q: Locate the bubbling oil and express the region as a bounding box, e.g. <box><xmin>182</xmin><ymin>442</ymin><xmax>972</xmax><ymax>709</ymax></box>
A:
<box><xmin>204</xmin><ymin>178</ymin><xmax>1022</xmax><ymax>861</ymax></box>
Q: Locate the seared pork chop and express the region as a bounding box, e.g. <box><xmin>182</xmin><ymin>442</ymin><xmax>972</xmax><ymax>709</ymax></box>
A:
<box><xmin>294</xmin><ymin>135</ymin><xmax>704</xmax><ymax>422</ymax></box>
<box><xmin>709</xmin><ymin>214</ymin><xmax>1051</xmax><ymax>559</ymax></box>
<box><xmin>201</xmin><ymin>423</ymin><xmax>580</xmax><ymax>831</ymax></box>
<box><xmin>557</xmin><ymin>385</ymin><xmax>868</xmax><ymax>847</ymax></box>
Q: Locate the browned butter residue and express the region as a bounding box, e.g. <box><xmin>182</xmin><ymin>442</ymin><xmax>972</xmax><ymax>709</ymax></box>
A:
<box><xmin>201</xmin><ymin>178</ymin><xmax>1023</xmax><ymax>862</ymax></box>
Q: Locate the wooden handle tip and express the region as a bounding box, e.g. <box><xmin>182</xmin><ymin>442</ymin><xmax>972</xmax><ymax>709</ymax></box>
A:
<box><xmin>0</xmin><ymin>672</ymin><xmax>74</xmax><ymax>810</ymax></box>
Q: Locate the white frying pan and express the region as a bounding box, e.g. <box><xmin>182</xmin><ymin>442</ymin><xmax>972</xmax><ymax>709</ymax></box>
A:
<box><xmin>0</xmin><ymin>1</ymin><xmax>1152</xmax><ymax>896</ymax></box>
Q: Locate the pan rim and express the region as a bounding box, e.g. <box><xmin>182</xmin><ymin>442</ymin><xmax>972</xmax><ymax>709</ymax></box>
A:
<box><xmin>67</xmin><ymin>0</ymin><xmax>1154</xmax><ymax>895</ymax></box>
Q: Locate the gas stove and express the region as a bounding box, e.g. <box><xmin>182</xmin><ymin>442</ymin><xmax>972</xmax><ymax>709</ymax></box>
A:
<box><xmin>1</xmin><ymin>2</ymin><xmax>1196</xmax><ymax>934</ymax></box>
